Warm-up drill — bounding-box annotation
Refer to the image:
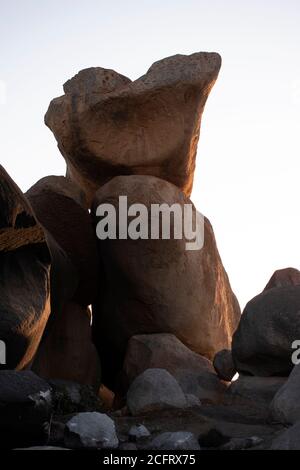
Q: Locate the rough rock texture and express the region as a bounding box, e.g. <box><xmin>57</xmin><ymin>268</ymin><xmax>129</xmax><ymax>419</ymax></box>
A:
<box><xmin>0</xmin><ymin>371</ymin><xmax>52</xmax><ymax>448</ymax></box>
<box><xmin>45</xmin><ymin>52</ymin><xmax>221</xmax><ymax>205</ymax></box>
<box><xmin>14</xmin><ymin>446</ymin><xmax>69</xmax><ymax>450</ymax></box>
<box><xmin>0</xmin><ymin>166</ymin><xmax>51</xmax><ymax>370</ymax></box>
<box><xmin>226</xmin><ymin>375</ymin><xmax>286</xmax><ymax>410</ymax></box>
<box><xmin>129</xmin><ymin>424</ymin><xmax>151</xmax><ymax>441</ymax></box>
<box><xmin>232</xmin><ymin>286</ymin><xmax>300</xmax><ymax>376</ymax></box>
<box><xmin>26</xmin><ymin>177</ymin><xmax>101</xmax><ymax>385</ymax></box>
<box><xmin>123</xmin><ymin>334</ymin><xmax>227</xmax><ymax>403</ymax></box>
<box><xmin>46</xmin><ymin>379</ymin><xmax>104</xmax><ymax>415</ymax></box>
<box><xmin>220</xmin><ymin>436</ymin><xmax>263</xmax><ymax>451</ymax></box>
<box><xmin>126</xmin><ymin>368</ymin><xmax>187</xmax><ymax>415</ymax></box>
<box><xmin>32</xmin><ymin>302</ymin><xmax>101</xmax><ymax>389</ymax></box>
<box><xmin>148</xmin><ymin>432</ymin><xmax>200</xmax><ymax>450</ymax></box>
<box><xmin>213</xmin><ymin>349</ymin><xmax>236</xmax><ymax>382</ymax></box>
<box><xmin>92</xmin><ymin>175</ymin><xmax>240</xmax><ymax>387</ymax></box>
<box><xmin>270</xmin><ymin>423</ymin><xmax>300</xmax><ymax>450</ymax></box>
<box><xmin>263</xmin><ymin>268</ymin><xmax>300</xmax><ymax>291</ymax></box>
<box><xmin>64</xmin><ymin>412</ymin><xmax>118</xmax><ymax>449</ymax></box>
<box><xmin>270</xmin><ymin>365</ymin><xmax>300</xmax><ymax>424</ymax></box>
<box><xmin>26</xmin><ymin>175</ymin><xmax>99</xmax><ymax>306</ymax></box>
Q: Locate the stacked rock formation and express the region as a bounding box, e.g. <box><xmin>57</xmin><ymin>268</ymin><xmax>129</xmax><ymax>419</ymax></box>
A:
<box><xmin>1</xmin><ymin>51</ymin><xmax>300</xmax><ymax>450</ymax></box>
<box><xmin>10</xmin><ymin>51</ymin><xmax>300</xmax><ymax>450</ymax></box>
<box><xmin>0</xmin><ymin>51</ymin><xmax>241</xmax><ymax>392</ymax></box>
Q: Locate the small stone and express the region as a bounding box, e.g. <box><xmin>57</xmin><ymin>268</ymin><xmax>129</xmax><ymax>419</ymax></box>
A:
<box><xmin>129</xmin><ymin>424</ymin><xmax>151</xmax><ymax>441</ymax></box>
<box><xmin>123</xmin><ymin>334</ymin><xmax>227</xmax><ymax>404</ymax></box>
<box><xmin>185</xmin><ymin>394</ymin><xmax>202</xmax><ymax>408</ymax></box>
<box><xmin>148</xmin><ymin>432</ymin><xmax>200</xmax><ymax>450</ymax></box>
<box><xmin>213</xmin><ymin>349</ymin><xmax>236</xmax><ymax>382</ymax></box>
<box><xmin>64</xmin><ymin>412</ymin><xmax>118</xmax><ymax>449</ymax></box>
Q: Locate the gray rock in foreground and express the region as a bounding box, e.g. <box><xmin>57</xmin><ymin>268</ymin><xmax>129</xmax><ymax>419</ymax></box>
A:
<box><xmin>271</xmin><ymin>365</ymin><xmax>300</xmax><ymax>424</ymax></box>
<box><xmin>271</xmin><ymin>422</ymin><xmax>300</xmax><ymax>450</ymax></box>
<box><xmin>14</xmin><ymin>446</ymin><xmax>69</xmax><ymax>450</ymax></box>
<box><xmin>64</xmin><ymin>412</ymin><xmax>118</xmax><ymax>449</ymax></box>
<box><xmin>232</xmin><ymin>286</ymin><xmax>300</xmax><ymax>376</ymax></box>
<box><xmin>123</xmin><ymin>334</ymin><xmax>228</xmax><ymax>404</ymax></box>
<box><xmin>129</xmin><ymin>424</ymin><xmax>151</xmax><ymax>441</ymax></box>
<box><xmin>127</xmin><ymin>368</ymin><xmax>187</xmax><ymax>416</ymax></box>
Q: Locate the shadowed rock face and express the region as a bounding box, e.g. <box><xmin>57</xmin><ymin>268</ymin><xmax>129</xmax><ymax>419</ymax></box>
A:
<box><xmin>45</xmin><ymin>52</ymin><xmax>221</xmax><ymax>205</ymax></box>
<box><xmin>32</xmin><ymin>302</ymin><xmax>101</xmax><ymax>390</ymax></box>
<box><xmin>91</xmin><ymin>175</ymin><xmax>240</xmax><ymax>389</ymax></box>
<box><xmin>232</xmin><ymin>286</ymin><xmax>300</xmax><ymax>377</ymax></box>
<box><xmin>26</xmin><ymin>177</ymin><xmax>101</xmax><ymax>386</ymax></box>
<box><xmin>0</xmin><ymin>166</ymin><xmax>51</xmax><ymax>370</ymax></box>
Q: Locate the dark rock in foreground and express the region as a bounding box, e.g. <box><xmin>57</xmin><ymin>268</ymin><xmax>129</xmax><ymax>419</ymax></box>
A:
<box><xmin>232</xmin><ymin>286</ymin><xmax>300</xmax><ymax>376</ymax></box>
<box><xmin>0</xmin><ymin>371</ymin><xmax>52</xmax><ymax>448</ymax></box>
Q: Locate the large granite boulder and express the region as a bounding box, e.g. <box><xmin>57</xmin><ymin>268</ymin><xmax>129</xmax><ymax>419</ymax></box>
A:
<box><xmin>91</xmin><ymin>175</ymin><xmax>240</xmax><ymax>388</ymax></box>
<box><xmin>45</xmin><ymin>52</ymin><xmax>221</xmax><ymax>205</ymax></box>
<box><xmin>0</xmin><ymin>166</ymin><xmax>51</xmax><ymax>370</ymax></box>
<box><xmin>26</xmin><ymin>177</ymin><xmax>101</xmax><ymax>386</ymax></box>
<box><xmin>232</xmin><ymin>286</ymin><xmax>300</xmax><ymax>376</ymax></box>
<box><xmin>26</xmin><ymin>175</ymin><xmax>99</xmax><ymax>306</ymax></box>
<box><xmin>122</xmin><ymin>333</ymin><xmax>227</xmax><ymax>403</ymax></box>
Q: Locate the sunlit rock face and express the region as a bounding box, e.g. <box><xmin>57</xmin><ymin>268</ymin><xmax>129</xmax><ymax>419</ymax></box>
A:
<box><xmin>91</xmin><ymin>175</ymin><xmax>240</xmax><ymax>389</ymax></box>
<box><xmin>26</xmin><ymin>175</ymin><xmax>99</xmax><ymax>306</ymax></box>
<box><xmin>45</xmin><ymin>52</ymin><xmax>221</xmax><ymax>206</ymax></box>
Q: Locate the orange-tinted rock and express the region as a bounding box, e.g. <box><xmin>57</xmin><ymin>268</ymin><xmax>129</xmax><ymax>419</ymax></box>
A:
<box><xmin>91</xmin><ymin>175</ymin><xmax>240</xmax><ymax>388</ymax></box>
<box><xmin>45</xmin><ymin>52</ymin><xmax>221</xmax><ymax>205</ymax></box>
<box><xmin>26</xmin><ymin>176</ymin><xmax>99</xmax><ymax>306</ymax></box>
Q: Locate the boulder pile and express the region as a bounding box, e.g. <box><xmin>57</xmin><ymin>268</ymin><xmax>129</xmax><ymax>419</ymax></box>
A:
<box><xmin>1</xmin><ymin>51</ymin><xmax>300</xmax><ymax>450</ymax></box>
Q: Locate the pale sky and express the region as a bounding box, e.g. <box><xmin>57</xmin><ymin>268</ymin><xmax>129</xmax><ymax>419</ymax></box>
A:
<box><xmin>1</xmin><ymin>0</ymin><xmax>300</xmax><ymax>309</ymax></box>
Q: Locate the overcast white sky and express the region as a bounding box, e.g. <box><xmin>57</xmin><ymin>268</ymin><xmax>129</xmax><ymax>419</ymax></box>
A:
<box><xmin>1</xmin><ymin>0</ymin><xmax>300</xmax><ymax>308</ymax></box>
